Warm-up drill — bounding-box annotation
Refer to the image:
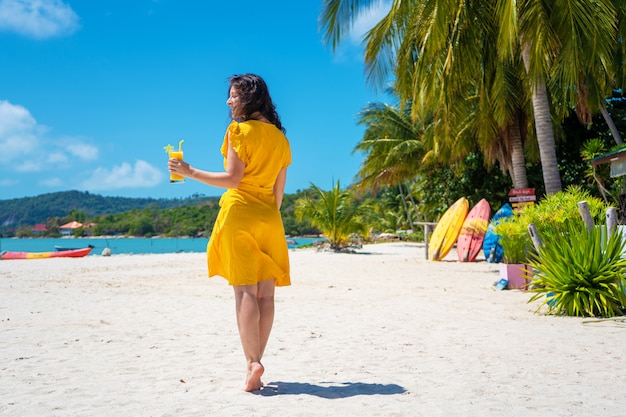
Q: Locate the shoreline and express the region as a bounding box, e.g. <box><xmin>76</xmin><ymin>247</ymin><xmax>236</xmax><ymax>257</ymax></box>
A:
<box><xmin>1</xmin><ymin>242</ymin><xmax>624</xmax><ymax>416</ymax></box>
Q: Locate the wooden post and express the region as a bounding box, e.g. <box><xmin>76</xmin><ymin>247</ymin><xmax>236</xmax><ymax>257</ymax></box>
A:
<box><xmin>606</xmin><ymin>207</ymin><xmax>618</xmax><ymax>239</ymax></box>
<box><xmin>424</xmin><ymin>224</ymin><xmax>430</xmax><ymax>260</ymax></box>
<box><xmin>578</xmin><ymin>201</ymin><xmax>594</xmax><ymax>233</ymax></box>
<box><xmin>528</xmin><ymin>223</ymin><xmax>543</xmax><ymax>251</ymax></box>
<box><xmin>415</xmin><ymin>222</ymin><xmax>437</xmax><ymax>260</ymax></box>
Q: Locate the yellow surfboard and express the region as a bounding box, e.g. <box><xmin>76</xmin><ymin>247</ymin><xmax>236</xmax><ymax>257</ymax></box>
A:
<box><xmin>428</xmin><ymin>197</ymin><xmax>469</xmax><ymax>261</ymax></box>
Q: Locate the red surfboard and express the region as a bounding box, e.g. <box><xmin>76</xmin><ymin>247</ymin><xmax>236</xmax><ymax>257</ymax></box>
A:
<box><xmin>456</xmin><ymin>198</ymin><xmax>491</xmax><ymax>262</ymax></box>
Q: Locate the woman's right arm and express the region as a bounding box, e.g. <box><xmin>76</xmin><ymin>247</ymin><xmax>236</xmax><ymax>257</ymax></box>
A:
<box><xmin>169</xmin><ymin>139</ymin><xmax>245</xmax><ymax>189</ymax></box>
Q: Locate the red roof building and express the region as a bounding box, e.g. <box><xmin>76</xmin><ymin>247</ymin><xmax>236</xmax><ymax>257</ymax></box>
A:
<box><xmin>32</xmin><ymin>223</ymin><xmax>47</xmax><ymax>235</ymax></box>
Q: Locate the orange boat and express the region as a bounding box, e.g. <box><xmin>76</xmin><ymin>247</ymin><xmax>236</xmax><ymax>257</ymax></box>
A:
<box><xmin>1</xmin><ymin>246</ymin><xmax>93</xmax><ymax>260</ymax></box>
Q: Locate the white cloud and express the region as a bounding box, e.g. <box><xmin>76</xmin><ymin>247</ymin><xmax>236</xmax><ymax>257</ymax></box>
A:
<box><xmin>16</xmin><ymin>159</ymin><xmax>44</xmax><ymax>172</ymax></box>
<box><xmin>80</xmin><ymin>160</ymin><xmax>164</xmax><ymax>190</ymax></box>
<box><xmin>47</xmin><ymin>150</ymin><xmax>68</xmax><ymax>164</ymax></box>
<box><xmin>67</xmin><ymin>142</ymin><xmax>99</xmax><ymax>160</ymax></box>
<box><xmin>39</xmin><ymin>176</ymin><xmax>62</xmax><ymax>187</ymax></box>
<box><xmin>0</xmin><ymin>99</ymin><xmax>100</xmax><ymax>173</ymax></box>
<box><xmin>0</xmin><ymin>0</ymin><xmax>80</xmax><ymax>39</ymax></box>
<box><xmin>0</xmin><ymin>178</ymin><xmax>19</xmax><ymax>186</ymax></box>
<box><xmin>0</xmin><ymin>100</ymin><xmax>40</xmax><ymax>162</ymax></box>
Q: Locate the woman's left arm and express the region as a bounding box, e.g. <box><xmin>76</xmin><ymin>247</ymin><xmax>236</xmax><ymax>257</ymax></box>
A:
<box><xmin>273</xmin><ymin>168</ymin><xmax>287</xmax><ymax>210</ymax></box>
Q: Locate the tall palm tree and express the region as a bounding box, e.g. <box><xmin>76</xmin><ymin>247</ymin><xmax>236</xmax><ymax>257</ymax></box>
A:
<box><xmin>497</xmin><ymin>0</ymin><xmax>617</xmax><ymax>193</ymax></box>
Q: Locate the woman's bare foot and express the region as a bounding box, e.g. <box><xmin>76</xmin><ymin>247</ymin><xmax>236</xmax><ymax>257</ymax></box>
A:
<box><xmin>244</xmin><ymin>362</ymin><xmax>264</xmax><ymax>392</ymax></box>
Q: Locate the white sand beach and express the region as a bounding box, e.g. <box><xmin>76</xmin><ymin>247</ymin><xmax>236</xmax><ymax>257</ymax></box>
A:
<box><xmin>1</xmin><ymin>242</ymin><xmax>624</xmax><ymax>417</ymax></box>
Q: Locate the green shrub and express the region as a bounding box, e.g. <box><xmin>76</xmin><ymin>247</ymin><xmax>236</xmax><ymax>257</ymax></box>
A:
<box><xmin>517</xmin><ymin>185</ymin><xmax>607</xmax><ymax>242</ymax></box>
<box><xmin>493</xmin><ymin>215</ymin><xmax>531</xmax><ymax>264</ymax></box>
<box><xmin>528</xmin><ymin>223</ymin><xmax>626</xmax><ymax>317</ymax></box>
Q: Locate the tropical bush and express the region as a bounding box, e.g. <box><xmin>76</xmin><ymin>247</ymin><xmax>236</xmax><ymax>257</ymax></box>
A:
<box><xmin>294</xmin><ymin>181</ymin><xmax>368</xmax><ymax>251</ymax></box>
<box><xmin>528</xmin><ymin>223</ymin><xmax>626</xmax><ymax>317</ymax></box>
<box><xmin>491</xmin><ymin>186</ymin><xmax>606</xmax><ymax>265</ymax></box>
<box><xmin>516</xmin><ymin>185</ymin><xmax>607</xmax><ymax>242</ymax></box>
<box><xmin>492</xmin><ymin>217</ymin><xmax>530</xmax><ymax>264</ymax></box>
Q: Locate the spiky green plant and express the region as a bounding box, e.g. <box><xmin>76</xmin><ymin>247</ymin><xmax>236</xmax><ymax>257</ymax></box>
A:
<box><xmin>528</xmin><ymin>223</ymin><xmax>626</xmax><ymax>317</ymax></box>
<box><xmin>294</xmin><ymin>181</ymin><xmax>367</xmax><ymax>251</ymax></box>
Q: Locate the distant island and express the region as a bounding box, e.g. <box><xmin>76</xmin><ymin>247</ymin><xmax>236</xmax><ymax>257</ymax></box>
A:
<box><xmin>0</xmin><ymin>189</ymin><xmax>317</xmax><ymax>238</ymax></box>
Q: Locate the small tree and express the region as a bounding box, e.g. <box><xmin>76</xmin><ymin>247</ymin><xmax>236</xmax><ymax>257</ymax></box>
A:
<box><xmin>295</xmin><ymin>181</ymin><xmax>367</xmax><ymax>251</ymax></box>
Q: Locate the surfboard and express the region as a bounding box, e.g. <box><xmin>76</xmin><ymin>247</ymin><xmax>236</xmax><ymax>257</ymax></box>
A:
<box><xmin>482</xmin><ymin>203</ymin><xmax>514</xmax><ymax>263</ymax></box>
<box><xmin>428</xmin><ymin>197</ymin><xmax>469</xmax><ymax>261</ymax></box>
<box><xmin>456</xmin><ymin>198</ymin><xmax>491</xmax><ymax>262</ymax></box>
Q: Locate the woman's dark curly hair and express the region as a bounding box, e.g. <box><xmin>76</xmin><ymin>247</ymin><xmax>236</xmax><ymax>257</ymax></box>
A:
<box><xmin>228</xmin><ymin>73</ymin><xmax>285</xmax><ymax>133</ymax></box>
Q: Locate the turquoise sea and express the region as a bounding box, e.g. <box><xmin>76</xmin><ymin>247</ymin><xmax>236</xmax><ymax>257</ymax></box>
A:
<box><xmin>0</xmin><ymin>236</ymin><xmax>324</xmax><ymax>256</ymax></box>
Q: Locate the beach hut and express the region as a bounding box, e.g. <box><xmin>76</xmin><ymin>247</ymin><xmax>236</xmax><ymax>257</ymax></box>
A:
<box><xmin>590</xmin><ymin>147</ymin><xmax>626</xmax><ymax>223</ymax></box>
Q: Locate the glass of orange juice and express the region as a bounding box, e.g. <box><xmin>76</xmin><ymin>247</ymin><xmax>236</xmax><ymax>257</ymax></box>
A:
<box><xmin>165</xmin><ymin>140</ymin><xmax>185</xmax><ymax>184</ymax></box>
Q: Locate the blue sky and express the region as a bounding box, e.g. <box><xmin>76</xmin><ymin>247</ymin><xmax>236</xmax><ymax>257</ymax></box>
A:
<box><xmin>0</xmin><ymin>0</ymin><xmax>390</xmax><ymax>200</ymax></box>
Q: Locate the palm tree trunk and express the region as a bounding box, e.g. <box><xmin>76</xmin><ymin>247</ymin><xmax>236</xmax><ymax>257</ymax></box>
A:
<box><xmin>405</xmin><ymin>182</ymin><xmax>422</xmax><ymax>222</ymax></box>
<box><xmin>521</xmin><ymin>43</ymin><xmax>562</xmax><ymax>195</ymax></box>
<box><xmin>600</xmin><ymin>104</ymin><xmax>623</xmax><ymax>145</ymax></box>
<box><xmin>398</xmin><ymin>184</ymin><xmax>415</xmax><ymax>231</ymax></box>
<box><xmin>509</xmin><ymin>113</ymin><xmax>529</xmax><ymax>189</ymax></box>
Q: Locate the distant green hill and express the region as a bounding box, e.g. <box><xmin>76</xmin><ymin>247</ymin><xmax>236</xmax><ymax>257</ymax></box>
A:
<box><xmin>0</xmin><ymin>190</ymin><xmax>218</xmax><ymax>228</ymax></box>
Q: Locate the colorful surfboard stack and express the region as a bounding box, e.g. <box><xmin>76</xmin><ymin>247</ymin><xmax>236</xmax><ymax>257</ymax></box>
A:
<box><xmin>428</xmin><ymin>197</ymin><xmax>519</xmax><ymax>263</ymax></box>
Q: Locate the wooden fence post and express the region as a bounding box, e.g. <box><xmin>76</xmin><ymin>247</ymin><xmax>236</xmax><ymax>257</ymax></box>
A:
<box><xmin>578</xmin><ymin>201</ymin><xmax>594</xmax><ymax>233</ymax></box>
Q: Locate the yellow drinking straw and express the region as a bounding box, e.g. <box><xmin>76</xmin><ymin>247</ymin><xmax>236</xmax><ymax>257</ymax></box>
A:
<box><xmin>163</xmin><ymin>140</ymin><xmax>184</xmax><ymax>154</ymax></box>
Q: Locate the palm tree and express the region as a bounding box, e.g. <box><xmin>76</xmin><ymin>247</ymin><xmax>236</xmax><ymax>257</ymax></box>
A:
<box><xmin>294</xmin><ymin>181</ymin><xmax>367</xmax><ymax>251</ymax></box>
<box><xmin>354</xmin><ymin>99</ymin><xmax>426</xmax><ymax>223</ymax></box>
<box><xmin>320</xmin><ymin>0</ymin><xmax>620</xmax><ymax>195</ymax></box>
<box><xmin>497</xmin><ymin>0</ymin><xmax>617</xmax><ymax>193</ymax></box>
<box><xmin>321</xmin><ymin>0</ymin><xmax>532</xmax><ymax>190</ymax></box>
<box><xmin>354</xmin><ymin>101</ymin><xmax>424</xmax><ymax>189</ymax></box>
<box><xmin>547</xmin><ymin>1</ymin><xmax>624</xmax><ymax>145</ymax></box>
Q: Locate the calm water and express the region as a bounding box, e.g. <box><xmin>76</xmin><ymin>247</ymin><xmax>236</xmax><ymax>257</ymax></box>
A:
<box><xmin>0</xmin><ymin>237</ymin><xmax>324</xmax><ymax>256</ymax></box>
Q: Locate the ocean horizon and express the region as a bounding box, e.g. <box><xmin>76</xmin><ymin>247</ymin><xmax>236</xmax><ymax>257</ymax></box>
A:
<box><xmin>0</xmin><ymin>236</ymin><xmax>324</xmax><ymax>256</ymax></box>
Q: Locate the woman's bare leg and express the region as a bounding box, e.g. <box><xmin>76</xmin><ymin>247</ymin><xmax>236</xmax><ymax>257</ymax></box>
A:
<box><xmin>233</xmin><ymin>279</ymin><xmax>275</xmax><ymax>391</ymax></box>
<box><xmin>257</xmin><ymin>279</ymin><xmax>275</xmax><ymax>358</ymax></box>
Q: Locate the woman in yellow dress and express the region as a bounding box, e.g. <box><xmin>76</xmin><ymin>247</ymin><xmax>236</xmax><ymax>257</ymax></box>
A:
<box><xmin>168</xmin><ymin>73</ymin><xmax>291</xmax><ymax>392</ymax></box>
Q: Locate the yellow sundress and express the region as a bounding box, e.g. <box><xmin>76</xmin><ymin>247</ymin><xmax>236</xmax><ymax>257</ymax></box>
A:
<box><xmin>207</xmin><ymin>120</ymin><xmax>292</xmax><ymax>286</ymax></box>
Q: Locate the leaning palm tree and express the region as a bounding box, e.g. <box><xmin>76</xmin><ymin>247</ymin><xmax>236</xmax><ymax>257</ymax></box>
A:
<box><xmin>354</xmin><ymin>100</ymin><xmax>425</xmax><ymax>187</ymax></box>
<box><xmin>353</xmin><ymin>99</ymin><xmax>426</xmax><ymax>227</ymax></box>
<box><xmin>294</xmin><ymin>181</ymin><xmax>367</xmax><ymax>251</ymax></box>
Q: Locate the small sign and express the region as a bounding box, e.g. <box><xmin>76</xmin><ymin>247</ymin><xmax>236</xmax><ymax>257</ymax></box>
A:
<box><xmin>508</xmin><ymin>188</ymin><xmax>535</xmax><ymax>196</ymax></box>
<box><xmin>509</xmin><ymin>195</ymin><xmax>537</xmax><ymax>202</ymax></box>
<box><xmin>509</xmin><ymin>188</ymin><xmax>536</xmax><ymax>212</ymax></box>
<box><xmin>512</xmin><ymin>201</ymin><xmax>534</xmax><ymax>208</ymax></box>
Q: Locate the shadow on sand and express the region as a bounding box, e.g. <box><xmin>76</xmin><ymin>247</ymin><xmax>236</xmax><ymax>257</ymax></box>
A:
<box><xmin>254</xmin><ymin>381</ymin><xmax>407</xmax><ymax>398</ymax></box>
